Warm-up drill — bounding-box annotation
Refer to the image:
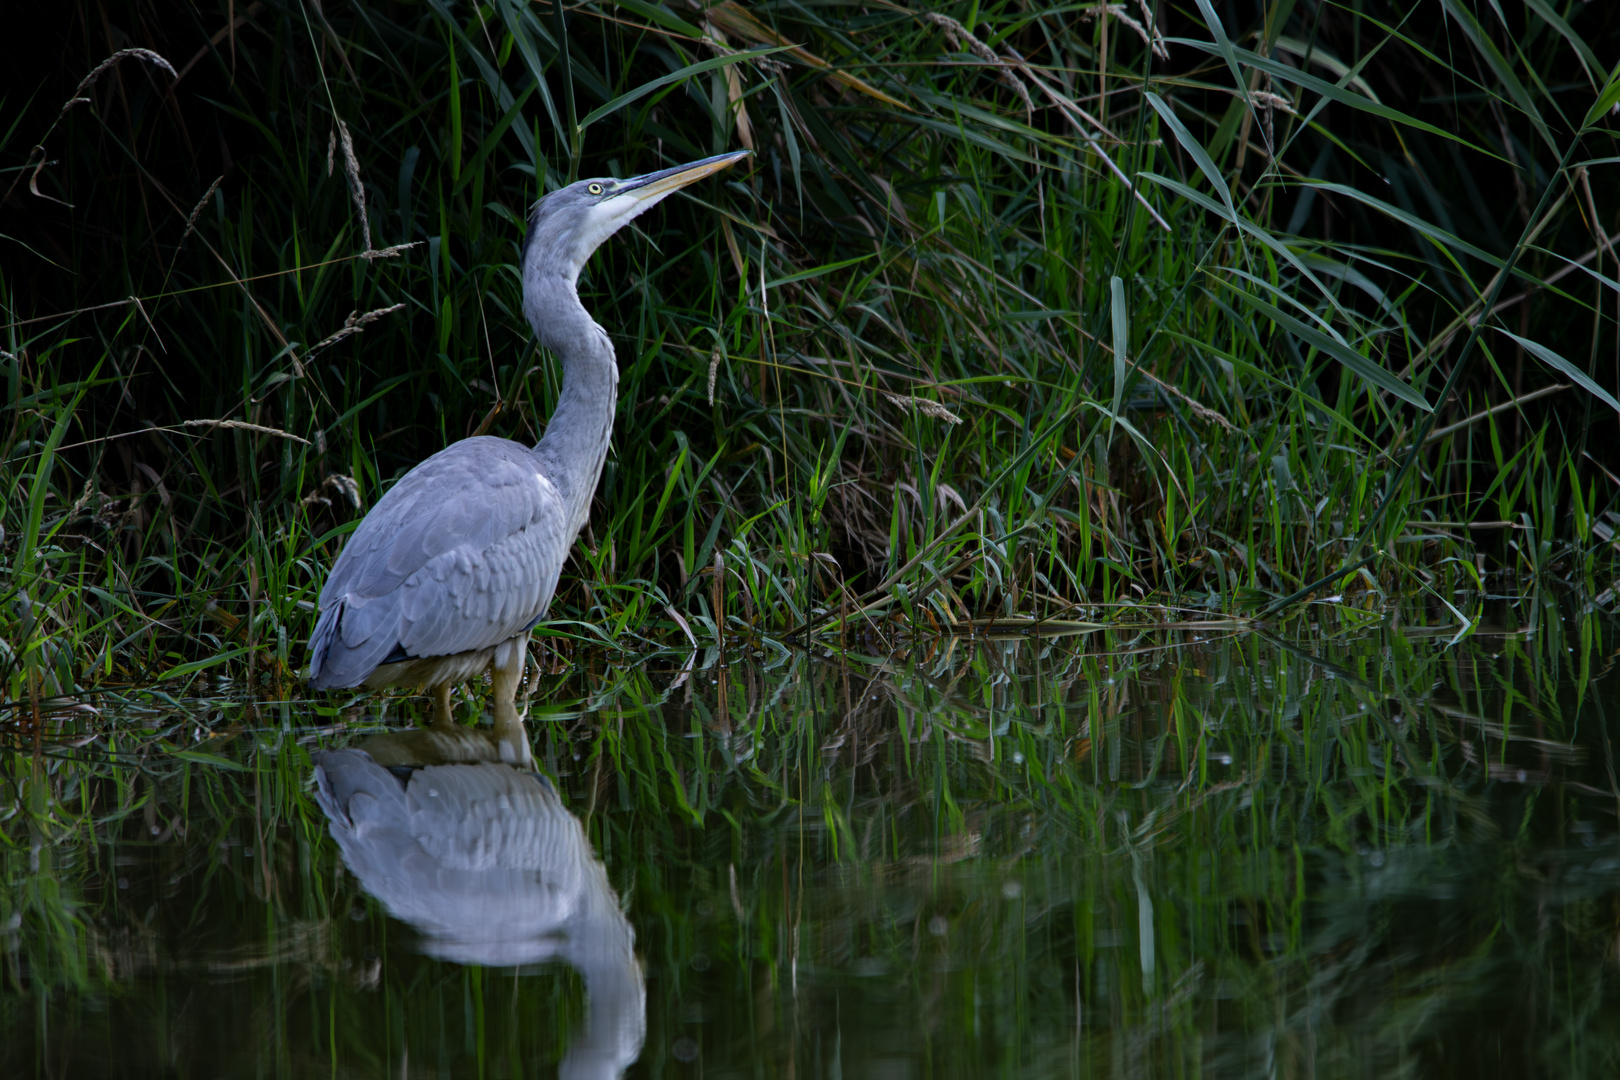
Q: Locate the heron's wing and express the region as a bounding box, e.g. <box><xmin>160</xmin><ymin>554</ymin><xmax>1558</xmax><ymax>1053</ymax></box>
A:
<box><xmin>313</xmin><ymin>753</ymin><xmax>595</xmax><ymax>964</ymax></box>
<box><xmin>405</xmin><ymin>763</ymin><xmax>587</xmax><ymax>875</ymax></box>
<box><xmin>322</xmin><ymin>437</ymin><xmax>564</xmax><ymax>602</ymax></box>
<box><xmin>319</xmin><ymin>753</ymin><xmax>586</xmax><ymax>875</ymax></box>
<box><xmin>313</xmin><ymin>748</ymin><xmax>409</xmax><ymax>828</ymax></box>
<box><xmin>310</xmin><ymin>438</ymin><xmax>574</xmax><ymax>685</ymax></box>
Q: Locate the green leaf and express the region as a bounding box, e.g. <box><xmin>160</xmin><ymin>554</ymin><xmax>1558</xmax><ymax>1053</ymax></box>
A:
<box><xmin>1521</xmin><ymin>0</ymin><xmax>1603</xmax><ymax>85</ymax></box>
<box><xmin>1167</xmin><ymin>37</ymin><xmax>1494</xmax><ymax>155</ymax></box>
<box><xmin>17</xmin><ymin>368</ymin><xmax>97</xmax><ymax>579</ymax></box>
<box><xmin>168</xmin><ymin>747</ymin><xmax>251</xmax><ymax>772</ymax></box>
<box><xmin>576</xmin><ymin>47</ymin><xmax>792</xmax><ymax>135</ymax></box>
<box><xmin>1002</xmin><ymin>309</ymin><xmax>1083</xmax><ymax>323</ymax></box>
<box><xmin>427</xmin><ymin>0</ymin><xmax>556</xmax><ymax>160</ymax></box>
<box><xmin>1162</xmin><ymin>328</ymin><xmax>1370</xmax><ymax>444</ymax></box>
<box><xmin>1295</xmin><ymin>181</ymin><xmax>1516</xmax><ymax>273</ymax></box>
<box><xmin>1144</xmin><ymin>91</ymin><xmax>1235</xmax><ymax>218</ymax></box>
<box><xmin>1139</xmin><ymin>172</ymin><xmax>1354</xmax><ymax>325</ymax></box>
<box><xmin>453</xmin><ymin>80</ymin><xmax>538</xmax><ymax>196</ymax></box>
<box><xmin>1297</xmin><ymin>252</ymin><xmax>1401</xmax><ymax>320</ymax></box>
<box><xmin>611</xmin><ymin>0</ymin><xmax>706</xmax><ymax>40</ymax></box>
<box><xmin>1218</xmin><ymin>283</ymin><xmax>1433</xmax><ymax>412</ymax></box>
<box><xmin>766</xmin><ymin>253</ymin><xmax>875</xmax><ymax>289</ymax></box>
<box><xmin>1270</xmin><ymin>36</ymin><xmax>1381</xmax><ymax>100</ymax></box>
<box><xmin>1191</xmin><ymin>0</ymin><xmax>1249</xmax><ymax>108</ymax></box>
<box><xmin>1583</xmin><ymin>57</ymin><xmax>1620</xmax><ymax>131</ymax></box>
<box><xmin>902</xmin><ymin>112</ymin><xmax>1046</xmax><ymax>167</ymax></box>
<box><xmin>1110</xmin><ymin>276</ymin><xmax>1129</xmax><ymax>420</ymax></box>
<box><xmin>1081</xmin><ymin>402</ymin><xmax>1170</xmax><ymax>477</ymax></box>
<box><xmin>160</xmin><ymin>647</ymin><xmax>251</xmax><ymax>681</ymax></box>
<box><xmin>1498</xmin><ymin>330</ymin><xmax>1620</xmax><ymax>417</ymax></box>
<box><xmin>1437</xmin><ymin>0</ymin><xmax>1555</xmax><ymax>154</ymax></box>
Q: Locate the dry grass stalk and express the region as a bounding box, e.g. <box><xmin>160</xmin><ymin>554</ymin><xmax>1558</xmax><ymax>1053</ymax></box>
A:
<box><xmin>333</xmin><ymin>118</ymin><xmax>372</xmax><ymax>252</ymax></box>
<box><xmin>180</xmin><ymin>175</ymin><xmax>225</xmax><ymax>246</ymax></box>
<box><xmin>712</xmin><ymin>552</ymin><xmax>726</xmax><ymax>651</ymax></box>
<box><xmin>301</xmin><ymin>473</ymin><xmax>363</xmax><ymax>511</ymax></box>
<box><xmin>1144</xmin><ymin>375</ymin><xmax>1235</xmax><ymax>432</ymax></box>
<box><xmin>182</xmin><ymin>419</ymin><xmax>310</xmax><ymax>444</ymax></box>
<box><xmin>703</xmin><ymin>24</ymin><xmax>756</xmax><ymax>151</ymax></box>
<box><xmin>12</xmin><ymin>48</ymin><xmax>178</xmax><ymax>209</ymax></box>
<box><xmin>359</xmin><ymin>241</ymin><xmax>420</xmax><ymax>261</ymax></box>
<box><xmin>1080</xmin><ymin>3</ymin><xmax>1169</xmax><ymax>60</ymax></box>
<box><xmin>1248</xmin><ymin>90</ymin><xmax>1298</xmax><ymax>116</ymax></box>
<box><xmin>884</xmin><ymin>393</ymin><xmax>963</xmax><ymax>425</ymax></box>
<box><xmin>308</xmin><ymin>304</ymin><xmax>406</xmax><ymax>355</ymax></box>
<box><xmin>700</xmin><ymin>0</ymin><xmax>910</xmax><ymax>110</ymax></box>
<box><xmin>924</xmin><ymin>12</ymin><xmax>1034</xmax><ymax>116</ymax></box>
<box><xmin>68</xmin><ymin>48</ymin><xmax>178</xmax><ymax>103</ymax></box>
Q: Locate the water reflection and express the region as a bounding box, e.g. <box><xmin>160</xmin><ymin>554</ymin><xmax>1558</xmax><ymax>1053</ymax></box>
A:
<box><xmin>313</xmin><ymin>715</ymin><xmax>644</xmax><ymax>1079</ymax></box>
<box><xmin>7</xmin><ymin>601</ymin><xmax>1620</xmax><ymax>1076</ymax></box>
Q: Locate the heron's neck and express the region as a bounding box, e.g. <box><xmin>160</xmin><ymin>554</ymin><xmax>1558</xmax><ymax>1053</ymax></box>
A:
<box><xmin>558</xmin><ymin>859</ymin><xmax>646</xmax><ymax>1080</ymax></box>
<box><xmin>527</xmin><ymin>277</ymin><xmax>618</xmax><ymax>538</ymax></box>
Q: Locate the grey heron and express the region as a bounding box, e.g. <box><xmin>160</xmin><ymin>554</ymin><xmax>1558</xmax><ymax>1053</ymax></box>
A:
<box><xmin>315</xmin><ymin>724</ymin><xmax>644</xmax><ymax>1077</ymax></box>
<box><xmin>308</xmin><ymin>150</ymin><xmax>749</xmax><ymax>726</ymax></box>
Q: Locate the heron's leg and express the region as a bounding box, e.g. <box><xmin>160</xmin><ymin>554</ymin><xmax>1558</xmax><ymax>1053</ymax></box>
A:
<box><xmin>428</xmin><ymin>683</ymin><xmax>455</xmax><ymax>729</ymax></box>
<box><xmin>490</xmin><ymin>634</ymin><xmax>533</xmax><ymax>766</ymax></box>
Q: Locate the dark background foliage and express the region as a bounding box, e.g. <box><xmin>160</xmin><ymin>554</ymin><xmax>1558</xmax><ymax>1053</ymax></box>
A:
<box><xmin>3</xmin><ymin>0</ymin><xmax>1619</xmax><ymax>686</ymax></box>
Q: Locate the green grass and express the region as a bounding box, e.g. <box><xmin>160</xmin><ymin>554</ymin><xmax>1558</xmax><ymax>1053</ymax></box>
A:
<box><xmin>1</xmin><ymin>1</ymin><xmax>1618</xmax><ymax>696</ymax></box>
<box><xmin>4</xmin><ymin>598</ymin><xmax>1620</xmax><ymax>1074</ymax></box>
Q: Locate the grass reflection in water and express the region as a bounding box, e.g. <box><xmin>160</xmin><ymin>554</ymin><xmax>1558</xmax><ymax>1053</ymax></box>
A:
<box><xmin>4</xmin><ymin>598</ymin><xmax>1620</xmax><ymax>1077</ymax></box>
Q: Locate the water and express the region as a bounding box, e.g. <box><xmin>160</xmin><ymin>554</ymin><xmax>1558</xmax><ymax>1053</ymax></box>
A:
<box><xmin>5</xmin><ymin>597</ymin><xmax>1620</xmax><ymax>1077</ymax></box>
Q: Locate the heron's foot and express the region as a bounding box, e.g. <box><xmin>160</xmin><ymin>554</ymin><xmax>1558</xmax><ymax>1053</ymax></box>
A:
<box><xmin>490</xmin><ymin>699</ymin><xmax>531</xmax><ymax>765</ymax></box>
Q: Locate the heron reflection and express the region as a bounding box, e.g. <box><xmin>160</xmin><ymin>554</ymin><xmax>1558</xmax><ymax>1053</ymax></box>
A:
<box><xmin>314</xmin><ymin>717</ymin><xmax>643</xmax><ymax>1079</ymax></box>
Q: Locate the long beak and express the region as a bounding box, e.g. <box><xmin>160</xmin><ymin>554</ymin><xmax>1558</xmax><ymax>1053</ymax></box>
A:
<box><xmin>616</xmin><ymin>150</ymin><xmax>751</xmax><ymax>203</ymax></box>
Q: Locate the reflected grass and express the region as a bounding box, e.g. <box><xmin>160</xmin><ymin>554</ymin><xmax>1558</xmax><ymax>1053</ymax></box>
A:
<box><xmin>4</xmin><ymin>597</ymin><xmax>1620</xmax><ymax>1075</ymax></box>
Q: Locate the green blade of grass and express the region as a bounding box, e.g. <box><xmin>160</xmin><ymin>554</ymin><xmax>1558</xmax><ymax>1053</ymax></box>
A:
<box><xmin>575</xmin><ymin>47</ymin><xmax>792</xmax><ymax>136</ymax></box>
<box><xmin>1497</xmin><ymin>329</ymin><xmax>1620</xmax><ymax>418</ymax></box>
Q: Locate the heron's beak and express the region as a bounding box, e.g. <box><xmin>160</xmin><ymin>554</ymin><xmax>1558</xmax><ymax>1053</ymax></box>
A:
<box><xmin>615</xmin><ymin>150</ymin><xmax>751</xmax><ymax>204</ymax></box>
<box><xmin>563</xmin><ymin>150</ymin><xmax>751</xmax><ymax>274</ymax></box>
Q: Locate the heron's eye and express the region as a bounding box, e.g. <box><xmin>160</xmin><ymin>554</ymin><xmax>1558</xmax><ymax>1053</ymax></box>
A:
<box><xmin>588</xmin><ymin>183</ymin><xmax>604</xmax><ymax>195</ymax></box>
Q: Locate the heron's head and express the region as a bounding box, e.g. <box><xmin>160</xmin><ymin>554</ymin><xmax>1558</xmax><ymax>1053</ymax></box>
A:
<box><xmin>521</xmin><ymin>150</ymin><xmax>750</xmax><ymax>286</ymax></box>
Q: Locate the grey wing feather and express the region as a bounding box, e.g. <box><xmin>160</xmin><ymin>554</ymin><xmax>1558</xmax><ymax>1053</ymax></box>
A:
<box><xmin>406</xmin><ymin>762</ymin><xmax>585</xmax><ymax>876</ymax></box>
<box><xmin>313</xmin><ymin>747</ymin><xmax>407</xmax><ymax>829</ymax></box>
<box><xmin>308</xmin><ymin>437</ymin><xmax>573</xmax><ymax>687</ymax></box>
<box><xmin>316</xmin><ymin>750</ymin><xmax>583</xmax><ymax>875</ymax></box>
<box><xmin>312</xmin><ymin>751</ymin><xmax>595</xmax><ymax>966</ymax></box>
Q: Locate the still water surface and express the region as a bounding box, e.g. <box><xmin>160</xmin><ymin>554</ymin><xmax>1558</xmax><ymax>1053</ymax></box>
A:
<box><xmin>6</xmin><ymin>598</ymin><xmax>1620</xmax><ymax>1076</ymax></box>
